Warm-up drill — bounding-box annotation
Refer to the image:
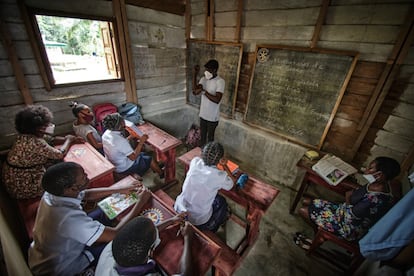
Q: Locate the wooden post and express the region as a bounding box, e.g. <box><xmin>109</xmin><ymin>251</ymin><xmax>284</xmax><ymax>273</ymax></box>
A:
<box><xmin>310</xmin><ymin>0</ymin><xmax>330</xmax><ymax>49</ymax></box>
<box><xmin>206</xmin><ymin>0</ymin><xmax>214</xmax><ymax>41</ymax></box>
<box><xmin>185</xmin><ymin>0</ymin><xmax>191</xmax><ymax>40</ymax></box>
<box><xmin>113</xmin><ymin>0</ymin><xmax>138</xmax><ymax>104</ymax></box>
<box><xmin>350</xmin><ymin>10</ymin><xmax>414</xmax><ymax>158</ymax></box>
<box><xmin>0</xmin><ymin>20</ymin><xmax>33</xmax><ymax>105</ymax></box>
<box><xmin>235</xmin><ymin>0</ymin><xmax>243</xmax><ymax>43</ymax></box>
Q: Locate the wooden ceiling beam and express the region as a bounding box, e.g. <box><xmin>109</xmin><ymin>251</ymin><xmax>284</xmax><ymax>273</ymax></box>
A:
<box><xmin>125</xmin><ymin>0</ymin><xmax>185</xmax><ymax>15</ymax></box>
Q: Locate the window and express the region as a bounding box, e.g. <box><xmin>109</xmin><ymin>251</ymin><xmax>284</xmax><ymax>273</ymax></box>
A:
<box><xmin>31</xmin><ymin>13</ymin><xmax>121</xmax><ymax>86</ymax></box>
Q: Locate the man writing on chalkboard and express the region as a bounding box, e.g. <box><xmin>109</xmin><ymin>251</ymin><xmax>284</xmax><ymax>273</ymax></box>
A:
<box><xmin>193</xmin><ymin>59</ymin><xmax>225</xmax><ymax>146</ymax></box>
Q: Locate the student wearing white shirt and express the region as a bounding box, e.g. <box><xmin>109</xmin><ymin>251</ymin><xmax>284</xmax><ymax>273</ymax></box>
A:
<box><xmin>174</xmin><ymin>142</ymin><xmax>236</xmax><ymax>232</ymax></box>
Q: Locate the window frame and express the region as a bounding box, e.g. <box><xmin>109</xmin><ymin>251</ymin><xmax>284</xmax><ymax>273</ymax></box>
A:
<box><xmin>26</xmin><ymin>8</ymin><xmax>124</xmax><ymax>88</ymax></box>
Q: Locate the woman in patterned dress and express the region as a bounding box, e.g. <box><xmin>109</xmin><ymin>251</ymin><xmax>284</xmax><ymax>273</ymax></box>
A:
<box><xmin>298</xmin><ymin>156</ymin><xmax>400</xmax><ymax>241</ymax></box>
<box><xmin>2</xmin><ymin>105</ymin><xmax>83</xmax><ymax>237</ymax></box>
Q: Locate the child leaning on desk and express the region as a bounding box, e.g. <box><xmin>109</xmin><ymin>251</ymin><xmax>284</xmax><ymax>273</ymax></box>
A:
<box><xmin>174</xmin><ymin>141</ymin><xmax>237</xmax><ymax>232</ymax></box>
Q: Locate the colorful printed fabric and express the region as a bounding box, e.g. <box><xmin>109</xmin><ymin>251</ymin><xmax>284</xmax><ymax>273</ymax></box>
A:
<box><xmin>308</xmin><ymin>184</ymin><xmax>393</xmax><ymax>241</ymax></box>
<box><xmin>2</xmin><ymin>134</ymin><xmax>63</xmax><ymax>199</ymax></box>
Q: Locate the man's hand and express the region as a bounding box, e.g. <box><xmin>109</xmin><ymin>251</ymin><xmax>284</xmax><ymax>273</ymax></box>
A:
<box><xmin>193</xmin><ymin>65</ymin><xmax>200</xmax><ymax>73</ymax></box>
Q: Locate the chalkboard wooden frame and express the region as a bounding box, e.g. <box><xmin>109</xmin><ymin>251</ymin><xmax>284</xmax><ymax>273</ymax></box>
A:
<box><xmin>186</xmin><ymin>40</ymin><xmax>243</xmax><ymax>118</ymax></box>
<box><xmin>245</xmin><ymin>45</ymin><xmax>359</xmax><ymax>149</ymax></box>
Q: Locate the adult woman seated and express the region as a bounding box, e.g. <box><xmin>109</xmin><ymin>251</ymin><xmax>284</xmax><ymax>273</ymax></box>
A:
<box><xmin>2</xmin><ymin>105</ymin><xmax>82</xmax><ymax>236</ymax></box>
<box><xmin>299</xmin><ymin>156</ymin><xmax>401</xmax><ymax>241</ymax></box>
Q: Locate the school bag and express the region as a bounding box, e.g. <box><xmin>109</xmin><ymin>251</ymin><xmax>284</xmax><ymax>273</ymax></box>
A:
<box><xmin>118</xmin><ymin>102</ymin><xmax>145</xmax><ymax>125</ymax></box>
<box><xmin>93</xmin><ymin>103</ymin><xmax>118</xmax><ymax>134</ymax></box>
<box><xmin>185</xmin><ymin>124</ymin><xmax>201</xmax><ymax>150</ymax></box>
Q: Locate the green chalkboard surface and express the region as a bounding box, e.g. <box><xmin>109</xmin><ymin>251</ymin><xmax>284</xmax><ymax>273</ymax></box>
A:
<box><xmin>245</xmin><ymin>45</ymin><xmax>357</xmax><ymax>148</ymax></box>
<box><xmin>186</xmin><ymin>40</ymin><xmax>243</xmax><ymax>118</ymax></box>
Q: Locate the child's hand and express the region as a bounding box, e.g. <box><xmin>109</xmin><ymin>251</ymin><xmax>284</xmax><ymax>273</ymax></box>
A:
<box><xmin>180</xmin><ymin>221</ymin><xmax>192</xmax><ymax>238</ymax></box>
<box><xmin>119</xmin><ymin>180</ymin><xmax>143</xmax><ymax>194</ymax></box>
<box><xmin>139</xmin><ymin>134</ymin><xmax>149</xmax><ymax>143</ymax></box>
<box><xmin>219</xmin><ymin>158</ymin><xmax>228</xmax><ymax>166</ymax></box>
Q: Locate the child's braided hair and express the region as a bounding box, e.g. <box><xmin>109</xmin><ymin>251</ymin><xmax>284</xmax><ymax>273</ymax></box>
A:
<box><xmin>202</xmin><ymin>141</ymin><xmax>224</xmax><ymax>166</ymax></box>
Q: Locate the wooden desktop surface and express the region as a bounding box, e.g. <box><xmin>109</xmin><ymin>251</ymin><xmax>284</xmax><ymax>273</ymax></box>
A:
<box><xmin>137</xmin><ymin>122</ymin><xmax>182</xmax><ymax>152</ymax></box>
<box><xmin>63</xmin><ymin>142</ymin><xmax>115</xmax><ymax>187</ymax></box>
<box><xmin>290</xmin><ymin>157</ymin><xmax>361</xmax><ymax>214</ymax></box>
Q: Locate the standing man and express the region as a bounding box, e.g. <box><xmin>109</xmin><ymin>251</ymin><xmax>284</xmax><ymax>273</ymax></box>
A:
<box><xmin>193</xmin><ymin>59</ymin><xmax>225</xmax><ymax>146</ymax></box>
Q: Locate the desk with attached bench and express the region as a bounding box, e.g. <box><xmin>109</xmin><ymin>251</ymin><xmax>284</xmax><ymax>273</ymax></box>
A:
<box><xmin>109</xmin><ymin>176</ymin><xmax>221</xmax><ymax>275</ymax></box>
<box><xmin>135</xmin><ymin>122</ymin><xmax>182</xmax><ymax>189</ymax></box>
<box><xmin>178</xmin><ymin>147</ymin><xmax>280</xmax><ymax>275</ymax></box>
<box><xmin>63</xmin><ymin>142</ymin><xmax>115</xmax><ymax>188</ymax></box>
<box><xmin>290</xmin><ymin>157</ymin><xmax>361</xmax><ymax>214</ymax></box>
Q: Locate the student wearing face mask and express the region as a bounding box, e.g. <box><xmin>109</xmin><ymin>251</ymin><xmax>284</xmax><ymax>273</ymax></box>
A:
<box><xmin>2</xmin><ymin>105</ymin><xmax>83</xmax><ymax>238</ymax></box>
<box><xmin>297</xmin><ymin>156</ymin><xmax>400</xmax><ymax>242</ymax></box>
<box><xmin>28</xmin><ymin>162</ymin><xmax>151</xmax><ymax>275</ymax></box>
<box><xmin>192</xmin><ymin>59</ymin><xmax>225</xmax><ymax>146</ymax></box>
<box><xmin>70</xmin><ymin>101</ymin><xmax>104</xmax><ymax>155</ymax></box>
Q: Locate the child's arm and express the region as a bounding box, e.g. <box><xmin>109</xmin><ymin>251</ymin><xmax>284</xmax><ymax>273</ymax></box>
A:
<box><xmin>86</xmin><ymin>132</ymin><xmax>103</xmax><ymax>150</ymax></box>
<box><xmin>179</xmin><ymin>222</ymin><xmax>193</xmax><ymax>276</ymax></box>
<box><xmin>219</xmin><ymin>158</ymin><xmax>237</xmax><ymax>184</ymax></box>
<box><xmin>127</xmin><ymin>134</ymin><xmax>148</xmax><ymax>161</ymax></box>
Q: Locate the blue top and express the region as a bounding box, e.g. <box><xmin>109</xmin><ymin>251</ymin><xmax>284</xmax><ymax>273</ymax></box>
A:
<box><xmin>359</xmin><ymin>188</ymin><xmax>414</xmax><ymax>261</ymax></box>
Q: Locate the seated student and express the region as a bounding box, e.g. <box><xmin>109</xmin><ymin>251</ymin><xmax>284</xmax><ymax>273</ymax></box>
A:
<box><xmin>2</xmin><ymin>105</ymin><xmax>83</xmax><ymax>238</ymax></box>
<box><xmin>174</xmin><ymin>141</ymin><xmax>236</xmax><ymax>232</ymax></box>
<box><xmin>297</xmin><ymin>156</ymin><xmax>401</xmax><ymax>242</ymax></box>
<box><xmin>28</xmin><ymin>162</ymin><xmax>151</xmax><ymax>276</ymax></box>
<box><xmin>95</xmin><ymin>216</ymin><xmax>192</xmax><ymax>276</ymax></box>
<box><xmin>101</xmin><ymin>113</ymin><xmax>164</xmax><ymax>179</ymax></box>
<box><xmin>70</xmin><ymin>101</ymin><xmax>104</xmax><ymax>155</ymax></box>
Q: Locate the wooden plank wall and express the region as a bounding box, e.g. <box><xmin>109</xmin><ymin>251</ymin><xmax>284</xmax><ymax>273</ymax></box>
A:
<box><xmin>0</xmin><ymin>0</ymin><xmax>126</xmax><ymax>150</ymax></box>
<box><xmin>0</xmin><ymin>0</ymin><xmax>188</xmax><ymax>151</ymax></box>
<box><xmin>126</xmin><ymin>4</ymin><xmax>187</xmax><ymax>115</ymax></box>
<box><xmin>190</xmin><ymin>0</ymin><xmax>414</xmax><ymax>170</ymax></box>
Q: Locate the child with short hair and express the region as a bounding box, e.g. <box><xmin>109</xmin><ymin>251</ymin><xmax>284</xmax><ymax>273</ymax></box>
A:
<box><xmin>174</xmin><ymin>141</ymin><xmax>236</xmax><ymax>232</ymax></box>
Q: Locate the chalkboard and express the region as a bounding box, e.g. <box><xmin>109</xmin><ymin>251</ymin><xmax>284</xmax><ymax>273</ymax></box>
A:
<box><xmin>186</xmin><ymin>40</ymin><xmax>243</xmax><ymax>118</ymax></box>
<box><xmin>245</xmin><ymin>45</ymin><xmax>358</xmax><ymax>149</ymax></box>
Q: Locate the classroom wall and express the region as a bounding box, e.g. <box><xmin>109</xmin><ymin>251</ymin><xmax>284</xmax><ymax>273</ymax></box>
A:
<box><xmin>0</xmin><ymin>0</ymin><xmax>189</xmax><ymax>150</ymax></box>
<box><xmin>190</xmin><ymin>0</ymin><xmax>414</xmax><ymax>179</ymax></box>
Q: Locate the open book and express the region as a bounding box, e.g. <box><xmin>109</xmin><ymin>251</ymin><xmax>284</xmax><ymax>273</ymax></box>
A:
<box><xmin>98</xmin><ymin>192</ymin><xmax>138</xmax><ymax>219</ymax></box>
<box><xmin>125</xmin><ymin>119</ymin><xmax>144</xmax><ymax>138</ymax></box>
<box><xmin>312</xmin><ymin>155</ymin><xmax>357</xmax><ymax>186</ymax></box>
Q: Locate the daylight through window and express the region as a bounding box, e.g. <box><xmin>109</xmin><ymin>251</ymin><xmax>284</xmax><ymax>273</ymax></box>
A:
<box><xmin>35</xmin><ymin>15</ymin><xmax>120</xmax><ymax>85</ymax></box>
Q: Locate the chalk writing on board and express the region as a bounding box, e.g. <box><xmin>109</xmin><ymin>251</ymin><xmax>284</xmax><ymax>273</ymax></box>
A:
<box><xmin>245</xmin><ymin>46</ymin><xmax>356</xmax><ymax>148</ymax></box>
<box><xmin>186</xmin><ymin>40</ymin><xmax>243</xmax><ymax>118</ymax></box>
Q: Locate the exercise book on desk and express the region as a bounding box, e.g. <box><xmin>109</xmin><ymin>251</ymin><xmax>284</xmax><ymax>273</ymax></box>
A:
<box><xmin>98</xmin><ymin>193</ymin><xmax>138</xmax><ymax>220</ymax></box>
<box><xmin>312</xmin><ymin>155</ymin><xmax>357</xmax><ymax>186</ymax></box>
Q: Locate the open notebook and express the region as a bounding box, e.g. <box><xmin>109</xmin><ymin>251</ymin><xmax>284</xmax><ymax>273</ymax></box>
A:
<box><xmin>312</xmin><ymin>155</ymin><xmax>357</xmax><ymax>186</ymax></box>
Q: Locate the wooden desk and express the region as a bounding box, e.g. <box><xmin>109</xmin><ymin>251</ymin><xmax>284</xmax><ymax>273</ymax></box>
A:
<box><xmin>64</xmin><ymin>142</ymin><xmax>115</xmax><ymax>188</ymax></box>
<box><xmin>290</xmin><ymin>157</ymin><xmax>360</xmax><ymax>214</ymax></box>
<box><xmin>110</xmin><ymin>176</ymin><xmax>221</xmax><ymax>275</ymax></box>
<box><xmin>136</xmin><ymin>122</ymin><xmax>182</xmax><ymax>188</ymax></box>
<box><xmin>178</xmin><ymin>147</ymin><xmax>280</xmax><ymax>275</ymax></box>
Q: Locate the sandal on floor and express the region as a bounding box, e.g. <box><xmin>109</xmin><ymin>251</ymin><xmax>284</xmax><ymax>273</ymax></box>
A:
<box><xmin>295</xmin><ymin>232</ymin><xmax>313</xmax><ymax>245</ymax></box>
<box><xmin>293</xmin><ymin>236</ymin><xmax>311</xmax><ymax>251</ymax></box>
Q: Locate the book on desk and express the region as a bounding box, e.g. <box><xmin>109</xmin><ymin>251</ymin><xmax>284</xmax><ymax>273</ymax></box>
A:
<box><xmin>125</xmin><ymin>119</ymin><xmax>144</xmax><ymax>138</ymax></box>
<box><xmin>312</xmin><ymin>155</ymin><xmax>357</xmax><ymax>186</ymax></box>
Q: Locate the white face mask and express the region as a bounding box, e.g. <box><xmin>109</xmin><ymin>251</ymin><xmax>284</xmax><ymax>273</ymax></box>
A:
<box><xmin>44</xmin><ymin>123</ymin><xmax>55</xmax><ymax>135</ymax></box>
<box><xmin>204</xmin><ymin>70</ymin><xmax>213</xmax><ymax>80</ymax></box>
<box><xmin>362</xmin><ymin>174</ymin><xmax>376</xmax><ymax>183</ymax></box>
